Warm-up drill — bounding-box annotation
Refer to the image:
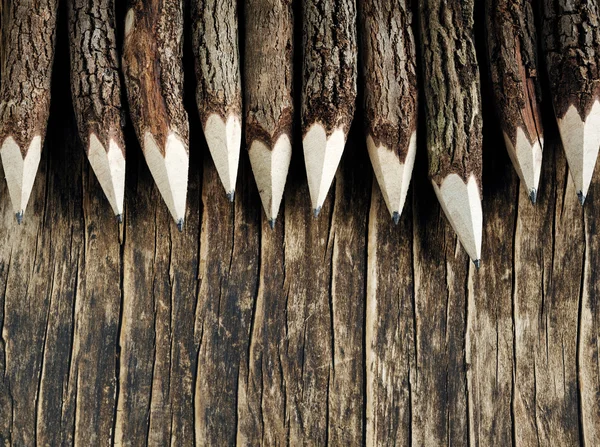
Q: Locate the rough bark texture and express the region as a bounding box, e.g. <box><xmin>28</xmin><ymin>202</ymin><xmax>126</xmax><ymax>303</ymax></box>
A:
<box><xmin>418</xmin><ymin>0</ymin><xmax>483</xmax><ymax>185</ymax></box>
<box><xmin>360</xmin><ymin>0</ymin><xmax>417</xmax><ymax>155</ymax></box>
<box><xmin>486</xmin><ymin>0</ymin><xmax>543</xmax><ymax>145</ymax></box>
<box><xmin>1</xmin><ymin>2</ymin><xmax>600</xmax><ymax>446</ymax></box>
<box><xmin>68</xmin><ymin>0</ymin><xmax>125</xmax><ymax>154</ymax></box>
<box><xmin>192</xmin><ymin>0</ymin><xmax>242</xmax><ymax>124</ymax></box>
<box><xmin>122</xmin><ymin>0</ymin><xmax>188</xmax><ymax>155</ymax></box>
<box><xmin>0</xmin><ymin>0</ymin><xmax>58</xmax><ymax>154</ymax></box>
<box><xmin>244</xmin><ymin>0</ymin><xmax>293</xmax><ymax>149</ymax></box>
<box><xmin>301</xmin><ymin>0</ymin><xmax>357</xmax><ymax>135</ymax></box>
<box><xmin>542</xmin><ymin>0</ymin><xmax>600</xmax><ymax>119</ymax></box>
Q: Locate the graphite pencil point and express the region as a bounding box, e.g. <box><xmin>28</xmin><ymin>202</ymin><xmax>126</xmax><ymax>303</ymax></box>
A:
<box><xmin>227</xmin><ymin>191</ymin><xmax>235</xmax><ymax>203</ymax></box>
<box><xmin>529</xmin><ymin>189</ymin><xmax>537</xmax><ymax>205</ymax></box>
<box><xmin>269</xmin><ymin>218</ymin><xmax>276</xmax><ymax>230</ymax></box>
<box><xmin>313</xmin><ymin>207</ymin><xmax>322</xmax><ymax>218</ymax></box>
<box><xmin>116</xmin><ymin>214</ymin><xmax>123</xmax><ymax>224</ymax></box>
<box><xmin>177</xmin><ymin>219</ymin><xmax>184</xmax><ymax>232</ymax></box>
<box><xmin>578</xmin><ymin>191</ymin><xmax>586</xmax><ymax>206</ymax></box>
<box><xmin>15</xmin><ymin>211</ymin><xmax>23</xmax><ymax>225</ymax></box>
<box><xmin>473</xmin><ymin>259</ymin><xmax>481</xmax><ymax>270</ymax></box>
<box><xmin>392</xmin><ymin>212</ymin><xmax>400</xmax><ymax>225</ymax></box>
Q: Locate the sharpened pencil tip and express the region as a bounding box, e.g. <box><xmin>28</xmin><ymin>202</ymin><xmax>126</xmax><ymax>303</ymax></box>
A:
<box><xmin>529</xmin><ymin>189</ymin><xmax>537</xmax><ymax>205</ymax></box>
<box><xmin>227</xmin><ymin>191</ymin><xmax>235</xmax><ymax>202</ymax></box>
<box><xmin>269</xmin><ymin>218</ymin><xmax>276</xmax><ymax>230</ymax></box>
<box><xmin>392</xmin><ymin>212</ymin><xmax>400</xmax><ymax>225</ymax></box>
<box><xmin>577</xmin><ymin>191</ymin><xmax>586</xmax><ymax>206</ymax></box>
<box><xmin>116</xmin><ymin>214</ymin><xmax>123</xmax><ymax>224</ymax></box>
<box><xmin>177</xmin><ymin>219</ymin><xmax>184</xmax><ymax>232</ymax></box>
<box><xmin>15</xmin><ymin>211</ymin><xmax>23</xmax><ymax>225</ymax></box>
<box><xmin>313</xmin><ymin>207</ymin><xmax>321</xmax><ymax>218</ymax></box>
<box><xmin>473</xmin><ymin>259</ymin><xmax>481</xmax><ymax>270</ymax></box>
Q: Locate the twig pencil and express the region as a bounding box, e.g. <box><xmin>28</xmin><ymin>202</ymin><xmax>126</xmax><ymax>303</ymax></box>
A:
<box><xmin>68</xmin><ymin>0</ymin><xmax>126</xmax><ymax>219</ymax></box>
<box><xmin>419</xmin><ymin>0</ymin><xmax>483</xmax><ymax>267</ymax></box>
<box><xmin>192</xmin><ymin>0</ymin><xmax>242</xmax><ymax>201</ymax></box>
<box><xmin>0</xmin><ymin>0</ymin><xmax>59</xmax><ymax>223</ymax></box>
<box><xmin>244</xmin><ymin>0</ymin><xmax>294</xmax><ymax>228</ymax></box>
<box><xmin>302</xmin><ymin>0</ymin><xmax>357</xmax><ymax>216</ymax></box>
<box><xmin>542</xmin><ymin>0</ymin><xmax>600</xmax><ymax>205</ymax></box>
<box><xmin>360</xmin><ymin>0</ymin><xmax>418</xmax><ymax>224</ymax></box>
<box><xmin>486</xmin><ymin>0</ymin><xmax>544</xmax><ymax>204</ymax></box>
<box><xmin>122</xmin><ymin>0</ymin><xmax>189</xmax><ymax>229</ymax></box>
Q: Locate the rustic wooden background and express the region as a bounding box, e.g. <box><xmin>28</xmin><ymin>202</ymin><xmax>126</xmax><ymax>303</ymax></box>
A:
<box><xmin>0</xmin><ymin>2</ymin><xmax>599</xmax><ymax>446</ymax></box>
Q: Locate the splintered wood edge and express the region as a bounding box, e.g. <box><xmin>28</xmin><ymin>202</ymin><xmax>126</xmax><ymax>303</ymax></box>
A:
<box><xmin>367</xmin><ymin>132</ymin><xmax>417</xmax><ymax>220</ymax></box>
<box><xmin>557</xmin><ymin>101</ymin><xmax>600</xmax><ymax>202</ymax></box>
<box><xmin>0</xmin><ymin>135</ymin><xmax>42</xmax><ymax>217</ymax></box>
<box><xmin>204</xmin><ymin>113</ymin><xmax>242</xmax><ymax>198</ymax></box>
<box><xmin>502</xmin><ymin>127</ymin><xmax>543</xmax><ymax>200</ymax></box>
<box><xmin>432</xmin><ymin>173</ymin><xmax>483</xmax><ymax>263</ymax></box>
<box><xmin>88</xmin><ymin>134</ymin><xmax>126</xmax><ymax>217</ymax></box>
<box><xmin>303</xmin><ymin>123</ymin><xmax>347</xmax><ymax>212</ymax></box>
<box><xmin>248</xmin><ymin>134</ymin><xmax>292</xmax><ymax>223</ymax></box>
<box><xmin>143</xmin><ymin>131</ymin><xmax>189</xmax><ymax>224</ymax></box>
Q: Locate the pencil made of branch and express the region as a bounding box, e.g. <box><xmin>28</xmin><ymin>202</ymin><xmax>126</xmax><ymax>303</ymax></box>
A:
<box><xmin>360</xmin><ymin>0</ymin><xmax>418</xmax><ymax>224</ymax></box>
<box><xmin>68</xmin><ymin>0</ymin><xmax>126</xmax><ymax>220</ymax></box>
<box><xmin>542</xmin><ymin>0</ymin><xmax>600</xmax><ymax>205</ymax></box>
<box><xmin>122</xmin><ymin>0</ymin><xmax>189</xmax><ymax>229</ymax></box>
<box><xmin>302</xmin><ymin>0</ymin><xmax>357</xmax><ymax>216</ymax></box>
<box><xmin>418</xmin><ymin>0</ymin><xmax>483</xmax><ymax>266</ymax></box>
<box><xmin>192</xmin><ymin>0</ymin><xmax>242</xmax><ymax>201</ymax></box>
<box><xmin>486</xmin><ymin>0</ymin><xmax>544</xmax><ymax>204</ymax></box>
<box><xmin>244</xmin><ymin>0</ymin><xmax>294</xmax><ymax>227</ymax></box>
<box><xmin>0</xmin><ymin>0</ymin><xmax>59</xmax><ymax>223</ymax></box>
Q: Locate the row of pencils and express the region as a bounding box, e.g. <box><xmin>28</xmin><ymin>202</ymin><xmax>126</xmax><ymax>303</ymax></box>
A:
<box><xmin>0</xmin><ymin>0</ymin><xmax>598</xmax><ymax>268</ymax></box>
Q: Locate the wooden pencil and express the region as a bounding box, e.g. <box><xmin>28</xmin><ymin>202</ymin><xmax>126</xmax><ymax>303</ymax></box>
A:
<box><xmin>360</xmin><ymin>0</ymin><xmax>418</xmax><ymax>224</ymax></box>
<box><xmin>122</xmin><ymin>0</ymin><xmax>189</xmax><ymax>229</ymax></box>
<box><xmin>542</xmin><ymin>0</ymin><xmax>600</xmax><ymax>205</ymax></box>
<box><xmin>418</xmin><ymin>0</ymin><xmax>483</xmax><ymax>267</ymax></box>
<box><xmin>68</xmin><ymin>0</ymin><xmax>126</xmax><ymax>219</ymax></box>
<box><xmin>0</xmin><ymin>0</ymin><xmax>59</xmax><ymax>223</ymax></box>
<box><xmin>244</xmin><ymin>0</ymin><xmax>294</xmax><ymax>228</ymax></box>
<box><xmin>486</xmin><ymin>0</ymin><xmax>544</xmax><ymax>204</ymax></box>
<box><xmin>192</xmin><ymin>0</ymin><xmax>242</xmax><ymax>201</ymax></box>
<box><xmin>302</xmin><ymin>0</ymin><xmax>357</xmax><ymax>216</ymax></box>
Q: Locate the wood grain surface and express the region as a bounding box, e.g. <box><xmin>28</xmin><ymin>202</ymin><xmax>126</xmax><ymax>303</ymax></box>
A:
<box><xmin>0</xmin><ymin>2</ymin><xmax>599</xmax><ymax>446</ymax></box>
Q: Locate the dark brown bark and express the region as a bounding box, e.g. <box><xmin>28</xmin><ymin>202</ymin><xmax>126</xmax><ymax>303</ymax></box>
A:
<box><xmin>418</xmin><ymin>0</ymin><xmax>482</xmax><ymax>185</ymax></box>
<box><xmin>122</xmin><ymin>0</ymin><xmax>188</xmax><ymax>156</ymax></box>
<box><xmin>542</xmin><ymin>0</ymin><xmax>600</xmax><ymax>120</ymax></box>
<box><xmin>360</xmin><ymin>0</ymin><xmax>417</xmax><ymax>156</ymax></box>
<box><xmin>244</xmin><ymin>0</ymin><xmax>293</xmax><ymax>149</ymax></box>
<box><xmin>68</xmin><ymin>0</ymin><xmax>125</xmax><ymax>155</ymax></box>
<box><xmin>301</xmin><ymin>0</ymin><xmax>357</xmax><ymax>135</ymax></box>
<box><xmin>192</xmin><ymin>0</ymin><xmax>242</xmax><ymax>124</ymax></box>
<box><xmin>486</xmin><ymin>0</ymin><xmax>543</xmax><ymax>146</ymax></box>
<box><xmin>0</xmin><ymin>0</ymin><xmax>58</xmax><ymax>154</ymax></box>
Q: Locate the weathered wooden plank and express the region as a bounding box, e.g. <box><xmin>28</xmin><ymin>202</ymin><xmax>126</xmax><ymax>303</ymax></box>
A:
<box><xmin>512</xmin><ymin>132</ymin><xmax>583</xmax><ymax>445</ymax></box>
<box><xmin>411</xmin><ymin>152</ymin><xmax>470</xmax><ymax>446</ymax></box>
<box><xmin>235</xmin><ymin>210</ymin><xmax>288</xmax><ymax>444</ymax></box>
<box><xmin>466</xmin><ymin>133</ymin><xmax>517</xmax><ymax>446</ymax></box>
<box><xmin>325</xmin><ymin>134</ymin><xmax>369</xmax><ymax>444</ymax></box>
<box><xmin>114</xmin><ymin>141</ymin><xmax>201</xmax><ymax>446</ymax></box>
<box><xmin>194</xmin><ymin>155</ymin><xmax>260</xmax><ymax>445</ymax></box>
<box><xmin>365</xmin><ymin>181</ymin><xmax>415</xmax><ymax>446</ymax></box>
<box><xmin>581</xmin><ymin>168</ymin><xmax>600</xmax><ymax>445</ymax></box>
<box><xmin>237</xmin><ymin>131</ymin><xmax>369</xmax><ymax>444</ymax></box>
